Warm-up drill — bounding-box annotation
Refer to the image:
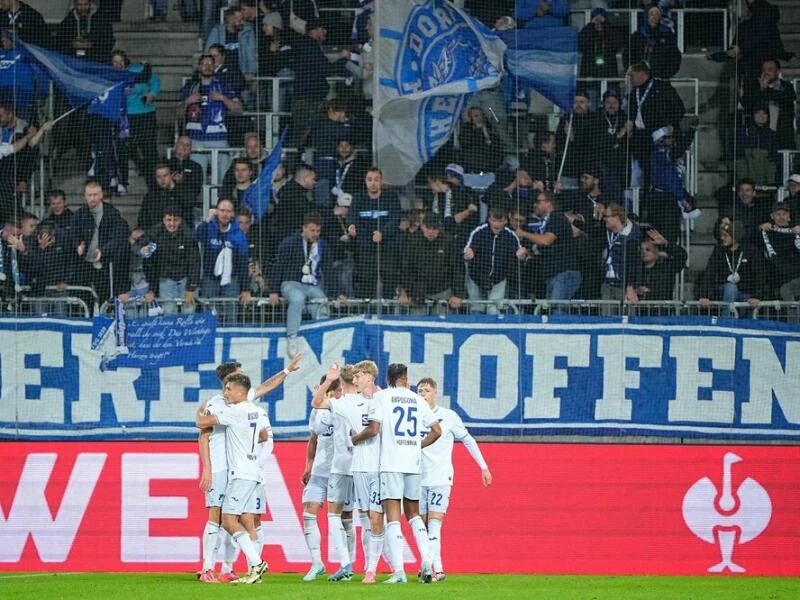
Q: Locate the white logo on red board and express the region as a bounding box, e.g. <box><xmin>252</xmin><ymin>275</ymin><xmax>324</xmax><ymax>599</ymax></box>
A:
<box><xmin>682</xmin><ymin>452</ymin><xmax>771</xmax><ymax>573</ymax></box>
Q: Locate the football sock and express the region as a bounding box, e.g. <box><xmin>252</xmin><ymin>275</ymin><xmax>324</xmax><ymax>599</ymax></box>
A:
<box><xmin>232</xmin><ymin>530</ymin><xmax>261</xmax><ymax>567</ymax></box>
<box><xmin>254</xmin><ymin>525</ymin><xmax>264</xmax><ymax>559</ymax></box>
<box><xmin>342</xmin><ymin>517</ymin><xmax>356</xmax><ymax>564</ymax></box>
<box><xmin>408</xmin><ymin>515</ymin><xmax>431</xmax><ymax>564</ymax></box>
<box><xmin>359</xmin><ymin>513</ymin><xmax>372</xmax><ymax>569</ymax></box>
<box><xmin>367</xmin><ymin>532</ymin><xmax>384</xmax><ymax>573</ymax></box>
<box><xmin>303</xmin><ymin>512</ymin><xmax>322</xmax><ymax>565</ymax></box>
<box><xmin>327</xmin><ymin>513</ymin><xmax>350</xmax><ymax>567</ymax></box>
<box><xmin>202</xmin><ymin>521</ymin><xmax>220</xmax><ymax>572</ymax></box>
<box><xmin>427</xmin><ymin>517</ymin><xmax>443</xmax><ymax>572</ymax></box>
<box><xmin>386</xmin><ymin>520</ymin><xmax>405</xmax><ymax>574</ymax></box>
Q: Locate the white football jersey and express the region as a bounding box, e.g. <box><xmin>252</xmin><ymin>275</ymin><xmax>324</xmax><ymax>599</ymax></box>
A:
<box><xmin>370</xmin><ymin>387</ymin><xmax>437</xmax><ymax>474</ymax></box>
<box><xmin>309</xmin><ymin>408</ymin><xmax>334</xmax><ymax>477</ymax></box>
<box><xmin>204</xmin><ymin>394</ymin><xmax>228</xmax><ymax>473</ymax></box>
<box><xmin>254</xmin><ymin>404</ymin><xmax>273</xmax><ymax>483</ymax></box>
<box><xmin>212</xmin><ymin>400</ymin><xmax>270</xmax><ymax>482</ymax></box>
<box><xmin>420</xmin><ymin>406</ymin><xmax>469</xmax><ymax>487</ymax></box>
<box><xmin>351</xmin><ymin>394</ymin><xmax>380</xmax><ymax>473</ymax></box>
<box><xmin>327</xmin><ymin>393</ymin><xmax>369</xmax><ymax>475</ymax></box>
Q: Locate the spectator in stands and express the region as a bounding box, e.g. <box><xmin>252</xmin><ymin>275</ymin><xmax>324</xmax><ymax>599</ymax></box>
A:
<box><xmin>459</xmin><ymin>106</ymin><xmax>505</xmax><ymax>174</ymax></box>
<box><xmin>286</xmin><ymin>0</ymin><xmax>321</xmax><ymax>41</ymax></box>
<box><xmin>181</xmin><ymin>53</ymin><xmax>243</xmax><ymax>182</ymax></box>
<box><xmin>56</xmin><ymin>0</ymin><xmax>114</xmax><ymax>62</ymax></box>
<box><xmin>484</xmin><ymin>168</ymin><xmax>540</xmax><ymax>214</ymax></box>
<box><xmin>72</xmin><ymin>179</ymin><xmax>131</xmax><ymax>306</ymax></box>
<box><xmin>0</xmin><ymin>119</ymin><xmax>50</xmax><ymax>225</ymax></box>
<box><xmin>563</xmin><ymin>165</ymin><xmax>607</xmax><ymax>222</ymax></box>
<box><xmin>0</xmin><ymin>215</ymin><xmax>24</xmax><ymax>301</ymax></box>
<box><xmin>314</xmin><ymin>100</ymin><xmax>353</xmax><ymax>206</ymax></box>
<box><xmin>287</xmin><ymin>19</ymin><xmax>345</xmax><ymax>150</ymax></box>
<box><xmin>167</xmin><ymin>136</ymin><xmax>204</xmax><ymax>217</ymax></box>
<box><xmin>41</xmin><ymin>189</ymin><xmax>75</xmax><ymax>245</ymax></box>
<box><xmin>515</xmin><ymin>191</ymin><xmax>581</xmax><ymax>303</ymax></box>
<box><xmin>786</xmin><ymin>173</ymin><xmax>800</xmax><ymax>218</ymax></box>
<box><xmin>219</xmin><ymin>158</ymin><xmax>256</xmax><ymax>208</ymax></box>
<box><xmin>0</xmin><ymin>211</ymin><xmax>36</xmax><ymax>291</ymax></box>
<box><xmin>759</xmin><ymin>202</ymin><xmax>800</xmax><ymax>300</ymax></box>
<box><xmin>556</xmin><ymin>89</ymin><xmax>601</xmax><ymax>187</ymax></box>
<box><xmin>624</xmin><ymin>61</ymin><xmax>685</xmax><ymax>188</ymax></box>
<box><xmin>269</xmin><ymin>212</ymin><xmax>329</xmax><ymax>358</ymax></box>
<box><xmin>206</xmin><ymin>43</ymin><xmax>246</xmax><ymax>97</ymax></box>
<box><xmin>596</xmin><ymin>90</ymin><xmax>628</xmax><ymax>202</ymax></box>
<box><xmin>133</xmin><ymin>164</ymin><xmax>191</xmax><ymax>243</ymax></box>
<box><xmin>624</xmin><ymin>4</ymin><xmax>682</xmax><ymax>80</ymax></box>
<box><xmin>195</xmin><ymin>198</ymin><xmax>251</xmax><ymax>323</ymax></box>
<box><xmin>709</xmin><ymin>0</ymin><xmax>798</xmax><ymax>84</ymax></box>
<box><xmin>578</xmin><ymin>6</ymin><xmax>624</xmax><ymax>109</ymax></box>
<box><xmin>721</xmin><ymin>179</ymin><xmax>771</xmax><ymax>244</ymax></box>
<box><xmin>398</xmin><ymin>212</ymin><xmax>464</xmax><ymax>314</ymax></box>
<box><xmin>222</xmin><ymin>133</ymin><xmax>269</xmax><ymax>192</ymax></box>
<box><xmin>647</xmin><ymin>123</ymin><xmax>701</xmax><ymax>244</ymax></box>
<box><xmin>0</xmin><ymin>31</ymin><xmax>47</xmax><ymax>122</ymax></box>
<box><xmin>736</xmin><ymin>103</ymin><xmax>779</xmax><ymax>187</ymax></box>
<box><xmin>600</xmin><ymin>202</ymin><xmax>641</xmax><ymax>307</ymax></box>
<box><xmin>267</xmin><ymin>165</ymin><xmax>318</xmax><ymax>261</ymax></box>
<box><xmin>206</xmin><ymin>6</ymin><xmax>257</xmax><ymax>85</ymax></box>
<box><xmin>526</xmin><ymin>131</ymin><xmax>560</xmax><ymax>193</ymax></box>
<box><xmin>330</xmin><ymin>136</ymin><xmax>367</xmax><ymax>205</ymax></box>
<box><xmin>236</xmin><ymin>206</ymin><xmax>269</xmax><ymax>297</ymax></box>
<box><xmin>463</xmin><ymin>204</ymin><xmax>526</xmax><ymax>314</ymax></box>
<box><xmin>427</xmin><ymin>163</ymin><xmax>479</xmax><ymax>246</ymax></box>
<box><xmin>137</xmin><ymin>206</ymin><xmax>200</xmax><ymax>316</ymax></box>
<box><xmin>625</xmin><ymin>227</ymin><xmax>687</xmax><ymax>304</ymax></box>
<box><xmin>1</xmin><ymin>0</ymin><xmax>49</xmax><ymax>48</ymax></box>
<box><xmin>465</xmin><ymin>0</ymin><xmax>514</xmax><ymax>28</ymax></box>
<box><xmin>506</xmin><ymin>205</ymin><xmax>541</xmax><ymax>301</ymax></box>
<box><xmin>111</xmin><ymin>50</ymin><xmax>161</xmax><ymax>194</ymax></box>
<box><xmin>698</xmin><ymin>221</ymin><xmax>767</xmax><ymax>310</ymax></box>
<box><xmin>321</xmin><ymin>190</ymin><xmax>355</xmax><ymax>299</ymax></box>
<box><xmin>25</xmin><ymin>216</ymin><xmax>79</xmax><ymax>314</ymax></box>
<box><xmin>0</xmin><ymin>99</ymin><xmax>39</xmax><ymax>200</ymax></box>
<box><xmin>742</xmin><ymin>59</ymin><xmax>796</xmax><ymax>152</ymax></box>
<box><xmin>258</xmin><ymin>10</ymin><xmax>292</xmax><ymax>108</ymax></box>
<box><xmin>347</xmin><ymin>167</ymin><xmax>401</xmax><ymax>299</ymax></box>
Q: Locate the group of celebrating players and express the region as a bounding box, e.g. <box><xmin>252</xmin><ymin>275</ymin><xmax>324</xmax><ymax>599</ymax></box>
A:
<box><xmin>194</xmin><ymin>355</ymin><xmax>491</xmax><ymax>585</ymax></box>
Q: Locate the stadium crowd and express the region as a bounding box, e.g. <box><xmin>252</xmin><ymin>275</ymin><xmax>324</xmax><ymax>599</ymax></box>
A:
<box><xmin>1</xmin><ymin>0</ymin><xmax>799</xmax><ymax>341</ymax></box>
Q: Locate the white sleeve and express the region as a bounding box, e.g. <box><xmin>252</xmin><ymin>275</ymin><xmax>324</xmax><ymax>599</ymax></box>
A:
<box><xmin>460</xmin><ymin>433</ymin><xmax>488</xmax><ymax>471</ymax></box>
<box><xmin>310</xmin><ymin>409</ymin><xmax>332</xmax><ymax>435</ymax></box>
<box><xmin>247</xmin><ymin>387</ymin><xmax>256</xmax><ymax>402</ymax></box>
<box><xmin>367</xmin><ymin>396</ymin><xmax>383</xmax><ymax>422</ymax></box>
<box><xmin>0</xmin><ymin>143</ymin><xmax>15</xmax><ymax>158</ymax></box>
<box><xmin>216</xmin><ymin>405</ymin><xmax>236</xmax><ymax>427</ymax></box>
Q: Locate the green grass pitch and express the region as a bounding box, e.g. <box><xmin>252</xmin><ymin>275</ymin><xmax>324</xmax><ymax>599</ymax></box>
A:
<box><xmin>1</xmin><ymin>573</ymin><xmax>799</xmax><ymax>599</ymax></box>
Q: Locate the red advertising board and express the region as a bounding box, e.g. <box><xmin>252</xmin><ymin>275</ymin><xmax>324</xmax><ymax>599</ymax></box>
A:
<box><xmin>1</xmin><ymin>442</ymin><xmax>798</xmax><ymax>576</ymax></box>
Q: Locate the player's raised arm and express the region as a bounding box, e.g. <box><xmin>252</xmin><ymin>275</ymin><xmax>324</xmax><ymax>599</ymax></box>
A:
<box><xmin>252</xmin><ymin>353</ymin><xmax>303</xmax><ymax>399</ymax></box>
<box><xmin>196</xmin><ymin>411</ymin><xmax>219</xmax><ymax>429</ymax></box>
<box><xmin>311</xmin><ymin>362</ymin><xmax>340</xmax><ymax>409</ymax></box>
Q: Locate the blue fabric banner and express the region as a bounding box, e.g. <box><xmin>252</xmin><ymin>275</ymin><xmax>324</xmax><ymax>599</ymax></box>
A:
<box><xmin>1</xmin><ymin>316</ymin><xmax>798</xmax><ymax>440</ymax></box>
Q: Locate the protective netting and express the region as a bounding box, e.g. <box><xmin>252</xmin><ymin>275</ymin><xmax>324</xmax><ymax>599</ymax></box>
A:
<box><xmin>0</xmin><ymin>0</ymin><xmax>798</xmax><ymax>440</ymax></box>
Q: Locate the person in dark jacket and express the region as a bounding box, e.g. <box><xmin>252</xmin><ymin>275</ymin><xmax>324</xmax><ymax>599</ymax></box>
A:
<box><xmin>578</xmin><ymin>7</ymin><xmax>624</xmax><ymax>90</ymax></box>
<box><xmin>72</xmin><ymin>179</ymin><xmax>131</xmax><ymax>305</ymax></box>
<box><xmin>742</xmin><ymin>58</ymin><xmax>796</xmax><ymax>151</ymax></box>
<box><xmin>624</xmin><ymin>61</ymin><xmax>685</xmax><ymax>187</ymax></box>
<box><xmin>625</xmin><ymin>227</ymin><xmax>687</xmax><ymax>304</ymax></box>
<box><xmin>56</xmin><ymin>0</ymin><xmax>114</xmax><ymax>62</ymax></box>
<box><xmin>346</xmin><ymin>167</ymin><xmax>401</xmax><ymax>299</ymax></box>
<box><xmin>720</xmin><ymin>179</ymin><xmax>772</xmax><ymax>245</ymax></box>
<box><xmin>268</xmin><ymin>212</ymin><xmax>329</xmax><ymax>358</ymax></box>
<box><xmin>463</xmin><ymin>204</ymin><xmax>526</xmax><ymax>314</ymax></box>
<box><xmin>759</xmin><ymin>202</ymin><xmax>800</xmax><ymax>300</ymax></box>
<box><xmin>599</xmin><ymin>202</ymin><xmax>641</xmax><ymax>309</ymax></box>
<box><xmin>427</xmin><ymin>163</ymin><xmax>479</xmax><ymax>247</ymax></box>
<box><xmin>266</xmin><ymin>166</ymin><xmax>317</xmax><ymax>261</ymax></box>
<box><xmin>167</xmin><ymin>136</ymin><xmax>204</xmax><ymax>218</ymax></box>
<box><xmin>1</xmin><ymin>0</ymin><xmax>49</xmax><ymax>48</ymax></box>
<box><xmin>623</xmin><ymin>4</ymin><xmax>682</xmax><ymax>80</ymax></box>
<box><xmin>698</xmin><ymin>221</ymin><xmax>768</xmax><ymax>309</ymax></box>
<box><xmin>133</xmin><ymin>165</ymin><xmax>191</xmax><ymax>242</ymax></box>
<box><xmin>398</xmin><ymin>212</ymin><xmax>464</xmax><ymax>314</ymax></box>
<box><xmin>736</xmin><ymin>103</ymin><xmax>779</xmax><ymax>186</ymax></box>
<box><xmin>137</xmin><ymin>206</ymin><xmax>200</xmax><ymax>315</ymax></box>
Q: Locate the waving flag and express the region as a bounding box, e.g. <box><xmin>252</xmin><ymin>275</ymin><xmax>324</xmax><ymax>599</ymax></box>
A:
<box><xmin>498</xmin><ymin>23</ymin><xmax>578</xmax><ymax>114</ymax></box>
<box><xmin>242</xmin><ymin>129</ymin><xmax>286</xmax><ymax>224</ymax></box>
<box><xmin>16</xmin><ymin>39</ymin><xmax>135</xmax><ymax>123</ymax></box>
<box><xmin>373</xmin><ymin>0</ymin><xmax>506</xmax><ymax>185</ymax></box>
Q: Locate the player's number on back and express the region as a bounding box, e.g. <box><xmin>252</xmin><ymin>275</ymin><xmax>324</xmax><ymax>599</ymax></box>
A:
<box><xmin>392</xmin><ymin>405</ymin><xmax>418</xmax><ymax>438</ymax></box>
<box><xmin>249</xmin><ymin>422</ymin><xmax>257</xmax><ymax>452</ymax></box>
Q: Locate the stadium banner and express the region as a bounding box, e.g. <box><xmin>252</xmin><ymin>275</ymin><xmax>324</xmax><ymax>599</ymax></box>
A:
<box><xmin>0</xmin><ymin>316</ymin><xmax>799</xmax><ymax>440</ymax></box>
<box><xmin>0</xmin><ymin>442</ymin><xmax>798</xmax><ymax>576</ymax></box>
<box><xmin>373</xmin><ymin>0</ymin><xmax>506</xmax><ymax>185</ymax></box>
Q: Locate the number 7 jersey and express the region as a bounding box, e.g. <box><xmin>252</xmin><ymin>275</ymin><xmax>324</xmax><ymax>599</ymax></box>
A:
<box><xmin>211</xmin><ymin>400</ymin><xmax>270</xmax><ymax>482</ymax></box>
<box><xmin>369</xmin><ymin>386</ymin><xmax>438</xmax><ymax>474</ymax></box>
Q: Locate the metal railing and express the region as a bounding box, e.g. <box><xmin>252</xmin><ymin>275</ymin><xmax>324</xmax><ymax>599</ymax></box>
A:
<box><xmin>93</xmin><ymin>296</ymin><xmax>800</xmax><ymax>326</ymax></box>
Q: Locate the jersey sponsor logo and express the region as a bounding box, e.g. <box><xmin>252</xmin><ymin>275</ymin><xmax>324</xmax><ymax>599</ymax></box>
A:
<box><xmin>682</xmin><ymin>452</ymin><xmax>772</xmax><ymax>574</ymax></box>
